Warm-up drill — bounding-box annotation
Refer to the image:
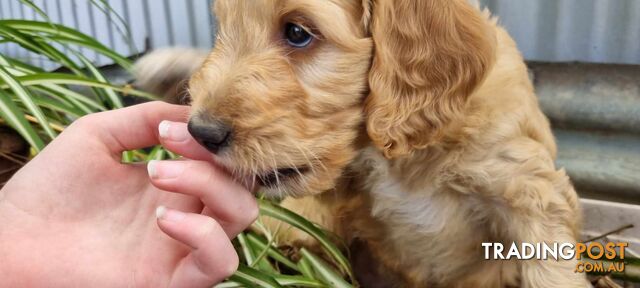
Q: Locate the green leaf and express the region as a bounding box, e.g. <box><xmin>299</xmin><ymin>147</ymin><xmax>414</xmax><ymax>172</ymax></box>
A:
<box><xmin>258</xmin><ymin>200</ymin><xmax>353</xmax><ymax>280</ymax></box>
<box><xmin>3</xmin><ymin>73</ymin><xmax>156</xmax><ymax>100</ymax></box>
<box><xmin>121</xmin><ymin>151</ymin><xmax>134</xmax><ymax>163</ymax></box>
<box><xmin>246</xmin><ymin>233</ymin><xmax>299</xmax><ymax>272</ymax></box>
<box><xmin>74</xmin><ymin>52</ymin><xmax>124</xmax><ymax>109</ymax></box>
<box><xmin>217</xmin><ymin>275</ymin><xmax>325</xmax><ymax>288</ymax></box>
<box><xmin>273</xmin><ymin>275</ymin><xmax>325</xmax><ymax>287</ymax></box>
<box><xmin>1</xmin><ymin>55</ymin><xmax>45</xmax><ymax>73</ymax></box>
<box><xmin>0</xmin><ymin>20</ymin><xmax>133</xmax><ymax>70</ymax></box>
<box><xmin>225</xmin><ymin>265</ymin><xmax>284</xmax><ymax>288</ymax></box>
<box><xmin>0</xmin><ymin>89</ymin><xmax>45</xmax><ymax>151</ymax></box>
<box><xmin>145</xmin><ymin>146</ymin><xmax>167</xmax><ymax>161</ymax></box>
<box><xmin>238</xmin><ymin>233</ymin><xmax>256</xmax><ymax>266</ymax></box>
<box><xmin>237</xmin><ymin>233</ymin><xmax>276</xmax><ymax>273</ymax></box>
<box><xmin>214</xmin><ymin>282</ymin><xmax>243</xmax><ymax>288</ymax></box>
<box><xmin>0</xmin><ymin>23</ymin><xmax>83</xmax><ymax>74</ymax></box>
<box><xmin>0</xmin><ymin>56</ymin><xmax>99</xmax><ymax>115</ymax></box>
<box><xmin>300</xmin><ymin>249</ymin><xmax>352</xmax><ymax>288</ymax></box>
<box><xmin>21</xmin><ymin>88</ymin><xmax>84</xmax><ymax>117</ymax></box>
<box><xmin>88</xmin><ymin>0</ymin><xmax>138</xmax><ymax>55</ymax></box>
<box><xmin>18</xmin><ymin>0</ymin><xmax>52</xmax><ymax>23</ymax></box>
<box><xmin>298</xmin><ymin>256</ymin><xmax>317</xmax><ymax>280</ymax></box>
<box><xmin>0</xmin><ymin>66</ymin><xmax>57</xmax><ymax>140</ymax></box>
<box><xmin>31</xmin><ymin>85</ymin><xmax>102</xmax><ymax>115</ymax></box>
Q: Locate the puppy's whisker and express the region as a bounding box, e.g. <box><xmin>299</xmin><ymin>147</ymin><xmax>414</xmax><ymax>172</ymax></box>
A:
<box><xmin>291</xmin><ymin>141</ymin><xmax>316</xmax><ymax>175</ymax></box>
<box><xmin>249</xmin><ymin>145</ymin><xmax>260</xmax><ymax>190</ymax></box>
<box><xmin>282</xmin><ymin>152</ymin><xmax>308</xmax><ymax>189</ymax></box>
<box><xmin>284</xmin><ymin>154</ymin><xmax>304</xmax><ymax>178</ymax></box>
<box><xmin>251</xmin><ymin>163</ymin><xmax>257</xmax><ymax>190</ymax></box>
<box><xmin>298</xmin><ymin>144</ymin><xmax>328</xmax><ymax>174</ymax></box>
<box><xmin>266</xmin><ymin>143</ymin><xmax>285</xmax><ymax>197</ymax></box>
<box><xmin>254</xmin><ymin>142</ymin><xmax>269</xmax><ymax>180</ymax></box>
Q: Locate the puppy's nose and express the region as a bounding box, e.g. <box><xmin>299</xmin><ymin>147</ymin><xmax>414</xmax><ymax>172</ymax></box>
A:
<box><xmin>187</xmin><ymin>116</ymin><xmax>232</xmax><ymax>154</ymax></box>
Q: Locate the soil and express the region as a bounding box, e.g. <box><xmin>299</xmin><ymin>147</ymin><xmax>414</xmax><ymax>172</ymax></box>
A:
<box><xmin>0</xmin><ymin>126</ymin><xmax>28</xmax><ymax>187</ymax></box>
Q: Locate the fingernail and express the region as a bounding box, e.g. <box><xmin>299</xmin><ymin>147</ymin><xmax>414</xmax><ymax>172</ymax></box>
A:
<box><xmin>156</xmin><ymin>206</ymin><xmax>186</xmax><ymax>222</ymax></box>
<box><xmin>147</xmin><ymin>160</ymin><xmax>158</xmax><ymax>178</ymax></box>
<box><xmin>158</xmin><ymin>121</ymin><xmax>190</xmax><ymax>142</ymax></box>
<box><xmin>147</xmin><ymin>160</ymin><xmax>186</xmax><ymax>179</ymax></box>
<box><xmin>158</xmin><ymin>121</ymin><xmax>171</xmax><ymax>138</ymax></box>
<box><xmin>156</xmin><ymin>205</ymin><xmax>166</xmax><ymax>218</ymax></box>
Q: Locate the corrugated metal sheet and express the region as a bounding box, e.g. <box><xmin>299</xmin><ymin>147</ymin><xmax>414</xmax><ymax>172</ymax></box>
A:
<box><xmin>0</xmin><ymin>0</ymin><xmax>216</xmax><ymax>69</ymax></box>
<box><xmin>0</xmin><ymin>0</ymin><xmax>639</xmax><ymax>67</ymax></box>
<box><xmin>480</xmin><ymin>0</ymin><xmax>640</xmax><ymax>64</ymax></box>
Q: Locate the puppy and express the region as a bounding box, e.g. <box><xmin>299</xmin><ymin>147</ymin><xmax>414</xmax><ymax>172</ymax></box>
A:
<box><xmin>136</xmin><ymin>0</ymin><xmax>588</xmax><ymax>287</ymax></box>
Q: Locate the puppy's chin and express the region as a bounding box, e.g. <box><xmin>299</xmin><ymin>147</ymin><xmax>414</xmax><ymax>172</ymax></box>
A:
<box><xmin>215</xmin><ymin>155</ymin><xmax>341</xmax><ymax>199</ymax></box>
<box><xmin>253</xmin><ymin>165</ymin><xmax>339</xmax><ymax>199</ymax></box>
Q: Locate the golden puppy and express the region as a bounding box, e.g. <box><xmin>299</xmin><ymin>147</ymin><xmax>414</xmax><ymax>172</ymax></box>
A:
<box><xmin>136</xmin><ymin>0</ymin><xmax>588</xmax><ymax>286</ymax></box>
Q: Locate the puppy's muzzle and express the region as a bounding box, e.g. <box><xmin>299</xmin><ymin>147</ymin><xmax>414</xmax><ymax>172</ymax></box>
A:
<box><xmin>187</xmin><ymin>114</ymin><xmax>233</xmax><ymax>154</ymax></box>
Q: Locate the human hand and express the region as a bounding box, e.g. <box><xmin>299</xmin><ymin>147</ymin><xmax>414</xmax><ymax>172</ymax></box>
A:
<box><xmin>0</xmin><ymin>102</ymin><xmax>258</xmax><ymax>287</ymax></box>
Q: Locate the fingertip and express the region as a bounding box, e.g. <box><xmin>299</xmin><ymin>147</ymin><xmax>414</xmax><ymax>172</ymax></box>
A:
<box><xmin>157</xmin><ymin>122</ymin><xmax>214</xmax><ymax>161</ymax></box>
<box><xmin>156</xmin><ymin>208</ymin><xmax>228</xmax><ymax>247</ymax></box>
<box><xmin>158</xmin><ymin>121</ymin><xmax>191</xmax><ymax>142</ymax></box>
<box><xmin>147</xmin><ymin>160</ymin><xmax>187</xmax><ymax>182</ymax></box>
<box><xmin>156</xmin><ymin>205</ymin><xmax>166</xmax><ymax>219</ymax></box>
<box><xmin>159</xmin><ymin>120</ymin><xmax>171</xmax><ymax>138</ymax></box>
<box><xmin>156</xmin><ymin>206</ymin><xmax>187</xmax><ymax>223</ymax></box>
<box><xmin>148</xmin><ymin>160</ymin><xmax>158</xmax><ymax>179</ymax></box>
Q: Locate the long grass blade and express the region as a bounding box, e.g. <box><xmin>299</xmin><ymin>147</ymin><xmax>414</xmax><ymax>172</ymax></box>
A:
<box><xmin>17</xmin><ymin>0</ymin><xmax>52</xmax><ymax>23</ymax></box>
<box><xmin>300</xmin><ymin>249</ymin><xmax>352</xmax><ymax>288</ymax></box>
<box><xmin>246</xmin><ymin>233</ymin><xmax>299</xmax><ymax>272</ymax></box>
<box><xmin>225</xmin><ymin>265</ymin><xmax>284</xmax><ymax>288</ymax></box>
<box><xmin>145</xmin><ymin>146</ymin><xmax>166</xmax><ymax>161</ymax></box>
<box><xmin>298</xmin><ymin>256</ymin><xmax>317</xmax><ymax>280</ymax></box>
<box><xmin>88</xmin><ymin>0</ymin><xmax>138</xmax><ymax>55</ymax></box>
<box><xmin>20</xmin><ymin>88</ymin><xmax>83</xmax><ymax>117</ymax></box>
<box><xmin>237</xmin><ymin>233</ymin><xmax>276</xmax><ymax>273</ymax></box>
<box><xmin>273</xmin><ymin>275</ymin><xmax>325</xmax><ymax>288</ymax></box>
<box><xmin>217</xmin><ymin>276</ymin><xmax>325</xmax><ymax>288</ymax></box>
<box><xmin>0</xmin><ymin>89</ymin><xmax>45</xmax><ymax>151</ymax></box>
<box><xmin>0</xmin><ymin>20</ymin><xmax>133</xmax><ymax>70</ymax></box>
<box><xmin>0</xmin><ymin>23</ymin><xmax>83</xmax><ymax>74</ymax></box>
<box><xmin>4</xmin><ymin>73</ymin><xmax>156</xmax><ymax>99</ymax></box>
<box><xmin>258</xmin><ymin>200</ymin><xmax>353</xmax><ymax>280</ymax></box>
<box><xmin>0</xmin><ymin>58</ymin><xmax>88</xmax><ymax>118</ymax></box>
<box><xmin>0</xmin><ymin>66</ymin><xmax>57</xmax><ymax>139</ymax></box>
<box><xmin>31</xmin><ymin>85</ymin><xmax>100</xmax><ymax>115</ymax></box>
<box><xmin>75</xmin><ymin>53</ymin><xmax>123</xmax><ymax>109</ymax></box>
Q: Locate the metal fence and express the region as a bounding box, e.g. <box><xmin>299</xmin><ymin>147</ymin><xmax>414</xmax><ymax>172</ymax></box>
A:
<box><xmin>0</xmin><ymin>0</ymin><xmax>639</xmax><ymax>69</ymax></box>
<box><xmin>0</xmin><ymin>0</ymin><xmax>216</xmax><ymax>70</ymax></box>
<box><xmin>481</xmin><ymin>0</ymin><xmax>640</xmax><ymax>64</ymax></box>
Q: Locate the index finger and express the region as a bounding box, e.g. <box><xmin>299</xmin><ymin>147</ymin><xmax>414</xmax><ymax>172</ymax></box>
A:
<box><xmin>76</xmin><ymin>101</ymin><xmax>190</xmax><ymax>154</ymax></box>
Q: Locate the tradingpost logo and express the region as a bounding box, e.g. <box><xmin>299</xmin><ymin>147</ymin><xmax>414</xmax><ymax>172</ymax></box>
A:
<box><xmin>482</xmin><ymin>242</ymin><xmax>629</xmax><ymax>273</ymax></box>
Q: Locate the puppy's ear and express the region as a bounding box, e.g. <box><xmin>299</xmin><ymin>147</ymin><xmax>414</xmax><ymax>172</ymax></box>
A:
<box><xmin>365</xmin><ymin>0</ymin><xmax>496</xmax><ymax>158</ymax></box>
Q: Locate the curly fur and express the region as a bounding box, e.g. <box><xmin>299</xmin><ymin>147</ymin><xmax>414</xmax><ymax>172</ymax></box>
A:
<box><xmin>136</xmin><ymin>0</ymin><xmax>588</xmax><ymax>287</ymax></box>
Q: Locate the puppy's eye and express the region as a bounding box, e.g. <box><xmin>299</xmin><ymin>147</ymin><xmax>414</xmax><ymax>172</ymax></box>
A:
<box><xmin>284</xmin><ymin>23</ymin><xmax>313</xmax><ymax>48</ymax></box>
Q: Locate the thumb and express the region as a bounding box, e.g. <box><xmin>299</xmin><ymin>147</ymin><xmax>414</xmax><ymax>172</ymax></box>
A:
<box><xmin>71</xmin><ymin>102</ymin><xmax>190</xmax><ymax>156</ymax></box>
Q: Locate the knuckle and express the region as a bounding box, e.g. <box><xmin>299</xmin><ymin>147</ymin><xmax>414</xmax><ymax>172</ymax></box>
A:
<box><xmin>71</xmin><ymin>114</ymin><xmax>99</xmax><ymax>130</ymax></box>
<box><xmin>148</xmin><ymin>100</ymin><xmax>166</xmax><ymax>108</ymax></box>
<box><xmin>197</xmin><ymin>218</ymin><xmax>222</xmax><ymax>241</ymax></box>
<box><xmin>186</xmin><ymin>163</ymin><xmax>218</xmax><ymax>195</ymax></box>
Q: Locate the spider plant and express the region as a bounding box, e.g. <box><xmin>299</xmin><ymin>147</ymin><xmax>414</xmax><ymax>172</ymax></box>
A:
<box><xmin>0</xmin><ymin>1</ymin><xmax>355</xmax><ymax>287</ymax></box>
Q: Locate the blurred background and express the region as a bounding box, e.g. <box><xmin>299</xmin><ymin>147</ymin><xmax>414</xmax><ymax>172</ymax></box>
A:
<box><xmin>1</xmin><ymin>0</ymin><xmax>639</xmax><ymax>285</ymax></box>
<box><xmin>1</xmin><ymin>0</ymin><xmax>639</xmax><ymax>66</ymax></box>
